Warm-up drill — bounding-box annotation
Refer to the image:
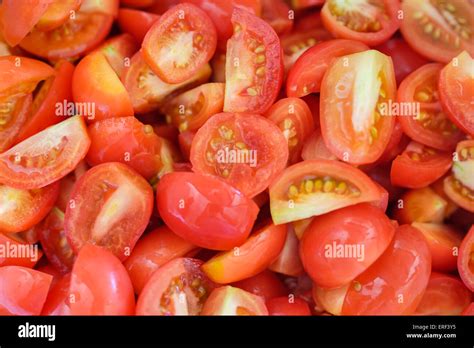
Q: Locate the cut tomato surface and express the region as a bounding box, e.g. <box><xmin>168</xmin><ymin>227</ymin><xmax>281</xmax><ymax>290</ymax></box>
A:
<box><xmin>201</xmin><ymin>285</ymin><xmax>268</xmax><ymax>315</ymax></box>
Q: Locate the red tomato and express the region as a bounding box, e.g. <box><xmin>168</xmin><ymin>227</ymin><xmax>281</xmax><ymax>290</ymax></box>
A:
<box><xmin>232</xmin><ymin>270</ymin><xmax>288</xmax><ymax>301</ymax></box>
<box><xmin>291</xmin><ymin>0</ymin><xmax>325</xmax><ymax>9</ymax></box>
<box><xmin>136</xmin><ymin>258</ymin><xmax>216</xmax><ymax>315</ymax></box>
<box><xmin>0</xmin><ymin>266</ymin><xmax>52</xmax><ymax>315</ymax></box>
<box><xmin>287</xmin><ymin>39</ymin><xmax>369</xmax><ymax>97</ymax></box>
<box><xmin>143</xmin><ymin>3</ymin><xmax>217</xmax><ymax>84</ymax></box>
<box><xmin>117</xmin><ymin>9</ymin><xmax>160</xmax><ymax>43</ymax></box>
<box><xmin>124</xmin><ymin>226</ymin><xmax>197</xmax><ymax>294</ymax></box>
<box><xmin>458</xmin><ymin>226</ymin><xmax>474</xmax><ymax>292</ymax></box>
<box><xmin>120</xmin><ymin>0</ymin><xmax>155</xmax><ymax>8</ymax></box>
<box><xmin>415</xmin><ymin>272</ymin><xmax>472</xmax><ymax>315</ymax></box>
<box><xmin>224</xmin><ymin>8</ymin><xmax>283</xmax><ymax>114</ymax></box>
<box><xmin>69</xmin><ymin>244</ymin><xmax>135</xmax><ymax>315</ymax></box>
<box><xmin>462</xmin><ymin>303</ymin><xmax>474</xmax><ymax>316</ymax></box>
<box><xmin>439</xmin><ymin>51</ymin><xmax>474</xmax><ymax>135</ymax></box>
<box><xmin>211</xmin><ymin>52</ymin><xmax>226</xmax><ymax>83</ymax></box>
<box><xmin>201</xmin><ymin>285</ymin><xmax>268</xmax><ymax>315</ymax></box>
<box><xmin>178</xmin><ymin>131</ymin><xmax>195</xmax><ymax>161</ymax></box>
<box><xmin>400</xmin><ymin>0</ymin><xmax>474</xmax><ymax>63</ymax></box>
<box><xmin>41</xmin><ymin>273</ymin><xmax>71</xmax><ymax>315</ymax></box>
<box><xmin>202</xmin><ymin>222</ymin><xmax>287</xmax><ymax>283</ymax></box>
<box><xmin>64</xmin><ymin>162</ymin><xmax>153</xmax><ymax>260</ymax></box>
<box><xmin>95</xmin><ymin>33</ymin><xmax>139</xmax><ymax>77</ymax></box>
<box><xmin>312</xmin><ymin>282</ymin><xmax>348</xmax><ymax>315</ymax></box>
<box><xmin>301</xmin><ymin>129</ymin><xmax>337</xmax><ymax>161</ymax></box>
<box><xmin>269</xmin><ymin>225</ymin><xmax>304</xmax><ymax>277</ymax></box>
<box><xmin>0</xmin><ymin>234</ymin><xmax>42</xmax><ymax>268</ymax></box>
<box><xmin>391</xmin><ymin>141</ymin><xmax>452</xmax><ymax>189</ymax></box>
<box><xmin>397</xmin><ymin>63</ymin><xmax>463</xmax><ymax>151</ymax></box>
<box><xmin>0</xmin><ymin>116</ymin><xmax>91</xmax><ymax>190</ymax></box>
<box><xmin>0</xmin><ymin>94</ymin><xmax>32</xmax><ymax>153</ymax></box>
<box><xmin>342</xmin><ymin>225</ymin><xmax>431</xmax><ymax>315</ymax></box>
<box><xmin>191</xmin><ymin>112</ymin><xmax>288</xmax><ymax>197</ymax></box>
<box><xmin>269</xmin><ymin>159</ymin><xmax>383</xmax><ymax>224</ymax></box>
<box><xmin>261</xmin><ymin>0</ymin><xmax>292</xmax><ymax>35</ymax></box>
<box><xmin>36</xmin><ymin>0</ymin><xmax>83</xmax><ymax>31</ymax></box>
<box><xmin>148</xmin><ymin>0</ymin><xmax>180</xmax><ymax>14</ymax></box>
<box><xmin>320</xmin><ymin>49</ymin><xmax>396</xmax><ymax>164</ymax></box>
<box><xmin>156</xmin><ymin>172</ymin><xmax>259</xmax><ymax>250</ymax></box>
<box><xmin>266</xmin><ymin>296</ymin><xmax>311</xmax><ymax>316</ymax></box>
<box><xmin>321</xmin><ymin>0</ymin><xmax>401</xmax><ymax>46</ymax></box>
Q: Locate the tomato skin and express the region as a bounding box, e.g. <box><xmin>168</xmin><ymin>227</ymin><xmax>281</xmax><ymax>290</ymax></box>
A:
<box><xmin>458</xmin><ymin>226</ymin><xmax>474</xmax><ymax>292</ymax></box>
<box><xmin>120</xmin><ymin>0</ymin><xmax>156</xmax><ymax>9</ymax></box>
<box><xmin>232</xmin><ymin>270</ymin><xmax>288</xmax><ymax>301</ymax></box>
<box><xmin>117</xmin><ymin>9</ymin><xmax>160</xmax><ymax>44</ymax></box>
<box><xmin>0</xmin><ymin>234</ymin><xmax>42</xmax><ymax>268</ymax></box>
<box><xmin>266</xmin><ymin>296</ymin><xmax>311</xmax><ymax>316</ymax></box>
<box><xmin>95</xmin><ymin>33</ymin><xmax>139</xmax><ymax>77</ymax></box>
<box><xmin>0</xmin><ymin>266</ymin><xmax>52</xmax><ymax>315</ymax></box>
<box><xmin>269</xmin><ymin>225</ymin><xmax>304</xmax><ymax>277</ymax></box>
<box><xmin>69</xmin><ymin>244</ymin><xmax>135</xmax><ymax>315</ymax></box>
<box><xmin>36</xmin><ymin>0</ymin><xmax>83</xmax><ymax>32</ymax></box>
<box><xmin>291</xmin><ymin>0</ymin><xmax>325</xmax><ymax>9</ymax></box>
<box><xmin>178</xmin><ymin>131</ymin><xmax>195</xmax><ymax>162</ymax></box>
<box><xmin>301</xmin><ymin>129</ymin><xmax>337</xmax><ymax>162</ymax></box>
<box><xmin>157</xmin><ymin>172</ymin><xmax>259</xmax><ymax>250</ymax></box>
<box><xmin>261</xmin><ymin>0</ymin><xmax>292</xmax><ymax>36</ymax></box>
<box><xmin>201</xmin><ymin>285</ymin><xmax>269</xmax><ymax>315</ymax></box>
<box><xmin>462</xmin><ymin>303</ymin><xmax>474</xmax><ymax>316</ymax></box>
<box><xmin>41</xmin><ymin>273</ymin><xmax>71</xmax><ymax>316</ymax></box>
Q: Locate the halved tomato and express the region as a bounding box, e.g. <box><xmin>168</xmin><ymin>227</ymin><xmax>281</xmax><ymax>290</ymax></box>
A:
<box><xmin>136</xmin><ymin>258</ymin><xmax>216</xmax><ymax>315</ymax></box>
<box><xmin>41</xmin><ymin>273</ymin><xmax>71</xmax><ymax>316</ymax></box>
<box><xmin>191</xmin><ymin>112</ymin><xmax>288</xmax><ymax>197</ymax></box>
<box><xmin>261</xmin><ymin>0</ymin><xmax>292</xmax><ymax>36</ymax></box>
<box><xmin>321</xmin><ymin>0</ymin><xmax>401</xmax><ymax>46</ymax></box>
<box><xmin>266</xmin><ymin>296</ymin><xmax>311</xmax><ymax>316</ymax></box>
<box><xmin>232</xmin><ymin>270</ymin><xmax>288</xmax><ymax>301</ymax></box>
<box><xmin>301</xmin><ymin>129</ymin><xmax>337</xmax><ymax>161</ymax></box>
<box><xmin>320</xmin><ymin>50</ymin><xmax>396</xmax><ymax>164</ymax></box>
<box><xmin>95</xmin><ymin>33</ymin><xmax>139</xmax><ymax>77</ymax></box>
<box><xmin>117</xmin><ymin>8</ymin><xmax>160</xmax><ymax>43</ymax></box>
<box><xmin>64</xmin><ymin>162</ymin><xmax>154</xmax><ymax>261</ymax></box>
<box><xmin>0</xmin><ymin>233</ymin><xmax>42</xmax><ymax>268</ymax></box>
<box><xmin>458</xmin><ymin>226</ymin><xmax>474</xmax><ymax>291</ymax></box>
<box><xmin>201</xmin><ymin>286</ymin><xmax>268</xmax><ymax>315</ymax></box>
<box><xmin>269</xmin><ymin>224</ymin><xmax>304</xmax><ymax>277</ymax></box>
<box><xmin>0</xmin><ymin>94</ymin><xmax>32</xmax><ymax>153</ymax></box>
<box><xmin>224</xmin><ymin>8</ymin><xmax>283</xmax><ymax>114</ymax></box>
<box><xmin>0</xmin><ymin>116</ymin><xmax>90</xmax><ymax>190</ymax></box>
<box><xmin>36</xmin><ymin>0</ymin><xmax>83</xmax><ymax>31</ymax></box>
<box><xmin>269</xmin><ymin>159</ymin><xmax>383</xmax><ymax>224</ymax></box>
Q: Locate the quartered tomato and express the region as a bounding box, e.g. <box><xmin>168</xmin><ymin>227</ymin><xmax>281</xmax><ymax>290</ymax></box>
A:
<box><xmin>36</xmin><ymin>0</ymin><xmax>83</xmax><ymax>31</ymax></box>
<box><xmin>269</xmin><ymin>225</ymin><xmax>304</xmax><ymax>277</ymax></box>
<box><xmin>117</xmin><ymin>8</ymin><xmax>160</xmax><ymax>43</ymax></box>
<box><xmin>201</xmin><ymin>286</ymin><xmax>268</xmax><ymax>315</ymax></box>
<box><xmin>95</xmin><ymin>33</ymin><xmax>139</xmax><ymax>77</ymax></box>
<box><xmin>320</xmin><ymin>50</ymin><xmax>396</xmax><ymax>164</ymax></box>
<box><xmin>224</xmin><ymin>8</ymin><xmax>283</xmax><ymax>114</ymax></box>
<box><xmin>232</xmin><ymin>270</ymin><xmax>288</xmax><ymax>301</ymax></box>
<box><xmin>321</xmin><ymin>0</ymin><xmax>401</xmax><ymax>46</ymax></box>
<box><xmin>64</xmin><ymin>162</ymin><xmax>153</xmax><ymax>260</ymax></box>
<box><xmin>400</xmin><ymin>0</ymin><xmax>474</xmax><ymax>63</ymax></box>
<box><xmin>136</xmin><ymin>258</ymin><xmax>216</xmax><ymax>315</ymax></box>
<box><xmin>261</xmin><ymin>0</ymin><xmax>293</xmax><ymax>36</ymax></box>
<box><xmin>0</xmin><ymin>94</ymin><xmax>32</xmax><ymax>153</ymax></box>
<box><xmin>0</xmin><ymin>116</ymin><xmax>91</xmax><ymax>190</ymax></box>
<box><xmin>266</xmin><ymin>297</ymin><xmax>311</xmax><ymax>316</ymax></box>
<box><xmin>301</xmin><ymin>129</ymin><xmax>337</xmax><ymax>161</ymax></box>
<box><xmin>458</xmin><ymin>226</ymin><xmax>474</xmax><ymax>292</ymax></box>
<box><xmin>191</xmin><ymin>112</ymin><xmax>288</xmax><ymax>197</ymax></box>
<box><xmin>269</xmin><ymin>159</ymin><xmax>383</xmax><ymax>224</ymax></box>
<box><xmin>0</xmin><ymin>234</ymin><xmax>42</xmax><ymax>268</ymax></box>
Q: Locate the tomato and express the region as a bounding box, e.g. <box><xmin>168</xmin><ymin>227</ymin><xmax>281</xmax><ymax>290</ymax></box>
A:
<box><xmin>156</xmin><ymin>172</ymin><xmax>259</xmax><ymax>250</ymax></box>
<box><xmin>191</xmin><ymin>112</ymin><xmax>288</xmax><ymax>197</ymax></box>
<box><xmin>400</xmin><ymin>0</ymin><xmax>474</xmax><ymax>63</ymax></box>
<box><xmin>120</xmin><ymin>0</ymin><xmax>155</xmax><ymax>8</ymax></box>
<box><xmin>287</xmin><ymin>39</ymin><xmax>369</xmax><ymax>97</ymax></box>
<box><xmin>95</xmin><ymin>33</ymin><xmax>139</xmax><ymax>77</ymax></box>
<box><xmin>0</xmin><ymin>116</ymin><xmax>91</xmax><ymax>190</ymax></box>
<box><xmin>269</xmin><ymin>159</ymin><xmax>383</xmax><ymax>224</ymax></box>
<box><xmin>148</xmin><ymin>0</ymin><xmax>180</xmax><ymax>14</ymax></box>
<box><xmin>397</xmin><ymin>63</ymin><xmax>463</xmax><ymax>151</ymax></box>
<box><xmin>0</xmin><ymin>94</ymin><xmax>32</xmax><ymax>153</ymax></box>
<box><xmin>73</xmin><ymin>51</ymin><xmax>133</xmax><ymax>122</ymax></box>
<box><xmin>15</xmin><ymin>60</ymin><xmax>75</xmax><ymax>144</ymax></box>
<box><xmin>391</xmin><ymin>141</ymin><xmax>452</xmax><ymax>189</ymax></box>
<box><xmin>211</xmin><ymin>52</ymin><xmax>226</xmax><ymax>83</ymax></box>
<box><xmin>312</xmin><ymin>283</ymin><xmax>348</xmax><ymax>316</ymax></box>
<box><xmin>261</xmin><ymin>0</ymin><xmax>292</xmax><ymax>36</ymax></box>
<box><xmin>121</xmin><ymin>51</ymin><xmax>211</xmax><ymax>114</ymax></box>
<box><xmin>462</xmin><ymin>303</ymin><xmax>474</xmax><ymax>316</ymax></box>
<box><xmin>367</xmin><ymin>120</ymin><xmax>408</xmax><ymax>166</ymax></box>
<box><xmin>301</xmin><ymin>129</ymin><xmax>337</xmax><ymax>161</ymax></box>
<box><xmin>41</xmin><ymin>273</ymin><xmax>71</xmax><ymax>316</ymax></box>
<box><xmin>269</xmin><ymin>225</ymin><xmax>304</xmax><ymax>277</ymax></box>
<box><xmin>439</xmin><ymin>51</ymin><xmax>474</xmax><ymax>135</ymax></box>
<box><xmin>163</xmin><ymin>83</ymin><xmax>225</xmax><ymax>132</ymax></box>
<box><xmin>415</xmin><ymin>272</ymin><xmax>472</xmax><ymax>315</ymax></box>
<box><xmin>301</xmin><ymin>203</ymin><xmax>395</xmax><ymax>289</ymax></box>
<box><xmin>342</xmin><ymin>225</ymin><xmax>431</xmax><ymax>315</ymax></box>
<box><xmin>293</xmin><ymin>218</ymin><xmax>313</xmax><ymax>240</ymax></box>
<box><xmin>443</xmin><ymin>140</ymin><xmax>474</xmax><ymax>213</ymax></box>
<box><xmin>202</xmin><ymin>223</ymin><xmax>287</xmax><ymax>283</ymax></box>
<box><xmin>224</xmin><ymin>8</ymin><xmax>283</xmax><ymax>114</ymax></box>
<box><xmin>178</xmin><ymin>131</ymin><xmax>195</xmax><ymax>161</ymax></box>
<box><xmin>201</xmin><ymin>286</ymin><xmax>268</xmax><ymax>315</ymax></box>
<box><xmin>432</xmin><ymin>177</ymin><xmax>459</xmax><ymax>218</ymax></box>
<box><xmin>266</xmin><ymin>296</ymin><xmax>311</xmax><ymax>316</ymax></box>
<box><xmin>265</xmin><ymin>98</ymin><xmax>314</xmax><ymax>164</ymax></box>
<box><xmin>64</xmin><ymin>162</ymin><xmax>153</xmax><ymax>260</ymax></box>
<box><xmin>232</xmin><ymin>270</ymin><xmax>288</xmax><ymax>301</ymax></box>
<box><xmin>458</xmin><ymin>226</ymin><xmax>474</xmax><ymax>292</ymax></box>
<box><xmin>79</xmin><ymin>0</ymin><xmax>119</xmax><ymax>17</ymax></box>
<box><xmin>136</xmin><ymin>258</ymin><xmax>216</xmax><ymax>315</ymax></box>
<box><xmin>143</xmin><ymin>3</ymin><xmax>217</xmax><ymax>84</ymax></box>
<box><xmin>321</xmin><ymin>0</ymin><xmax>401</xmax><ymax>46</ymax></box>
<box><xmin>291</xmin><ymin>0</ymin><xmax>325</xmax><ymax>10</ymax></box>
<box><xmin>117</xmin><ymin>9</ymin><xmax>160</xmax><ymax>44</ymax></box>
<box><xmin>69</xmin><ymin>244</ymin><xmax>135</xmax><ymax>315</ymax></box>
<box><xmin>375</xmin><ymin>38</ymin><xmax>430</xmax><ymax>85</ymax></box>
<box><xmin>124</xmin><ymin>226</ymin><xmax>197</xmax><ymax>294</ymax></box>
<box><xmin>36</xmin><ymin>0</ymin><xmax>83</xmax><ymax>31</ymax></box>
<box><xmin>320</xmin><ymin>50</ymin><xmax>396</xmax><ymax>164</ymax></box>
<box><xmin>0</xmin><ymin>233</ymin><xmax>42</xmax><ymax>268</ymax></box>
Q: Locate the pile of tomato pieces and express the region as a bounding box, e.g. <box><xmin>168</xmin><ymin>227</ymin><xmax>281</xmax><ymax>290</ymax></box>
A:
<box><xmin>0</xmin><ymin>0</ymin><xmax>473</xmax><ymax>317</ymax></box>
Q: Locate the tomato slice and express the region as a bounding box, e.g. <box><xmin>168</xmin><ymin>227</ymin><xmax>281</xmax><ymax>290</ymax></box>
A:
<box><xmin>269</xmin><ymin>224</ymin><xmax>304</xmax><ymax>277</ymax></box>
<box><xmin>201</xmin><ymin>286</ymin><xmax>268</xmax><ymax>315</ymax></box>
<box><xmin>202</xmin><ymin>223</ymin><xmax>287</xmax><ymax>284</ymax></box>
<box><xmin>36</xmin><ymin>0</ymin><xmax>83</xmax><ymax>31</ymax></box>
<box><xmin>397</xmin><ymin>63</ymin><xmax>463</xmax><ymax>150</ymax></box>
<box><xmin>287</xmin><ymin>39</ymin><xmax>369</xmax><ymax>97</ymax></box>
<box><xmin>41</xmin><ymin>273</ymin><xmax>71</xmax><ymax>315</ymax></box>
<box><xmin>191</xmin><ymin>112</ymin><xmax>288</xmax><ymax>197</ymax></box>
<box><xmin>312</xmin><ymin>283</ymin><xmax>348</xmax><ymax>316</ymax></box>
<box><xmin>0</xmin><ymin>94</ymin><xmax>32</xmax><ymax>153</ymax></box>
<box><xmin>124</xmin><ymin>226</ymin><xmax>197</xmax><ymax>294</ymax></box>
<box><xmin>443</xmin><ymin>140</ymin><xmax>474</xmax><ymax>212</ymax></box>
<box><xmin>163</xmin><ymin>83</ymin><xmax>225</xmax><ymax>132</ymax></box>
<box><xmin>301</xmin><ymin>129</ymin><xmax>337</xmax><ymax>162</ymax></box>
<box><xmin>64</xmin><ymin>162</ymin><xmax>153</xmax><ymax>260</ymax></box>
<box><xmin>265</xmin><ymin>97</ymin><xmax>315</xmax><ymax>164</ymax></box>
<box><xmin>342</xmin><ymin>225</ymin><xmax>431</xmax><ymax>315</ymax></box>
<box><xmin>391</xmin><ymin>141</ymin><xmax>452</xmax><ymax>188</ymax></box>
<box><xmin>0</xmin><ymin>116</ymin><xmax>90</xmax><ymax>190</ymax></box>
<box><xmin>321</xmin><ymin>0</ymin><xmax>401</xmax><ymax>46</ymax></box>
<box><xmin>400</xmin><ymin>0</ymin><xmax>474</xmax><ymax>63</ymax></box>
<box><xmin>117</xmin><ymin>8</ymin><xmax>160</xmax><ymax>43</ymax></box>
<box><xmin>232</xmin><ymin>270</ymin><xmax>288</xmax><ymax>301</ymax></box>
<box><xmin>261</xmin><ymin>0</ymin><xmax>292</xmax><ymax>36</ymax></box>
<box><xmin>266</xmin><ymin>296</ymin><xmax>311</xmax><ymax>316</ymax></box>
<box><xmin>439</xmin><ymin>51</ymin><xmax>474</xmax><ymax>135</ymax></box>
<box><xmin>136</xmin><ymin>258</ymin><xmax>216</xmax><ymax>315</ymax></box>
<box><xmin>224</xmin><ymin>8</ymin><xmax>283</xmax><ymax>114</ymax></box>
<box><xmin>95</xmin><ymin>33</ymin><xmax>139</xmax><ymax>77</ymax></box>
<box><xmin>458</xmin><ymin>226</ymin><xmax>474</xmax><ymax>292</ymax></box>
<box><xmin>0</xmin><ymin>233</ymin><xmax>42</xmax><ymax>268</ymax></box>
<box><xmin>415</xmin><ymin>272</ymin><xmax>472</xmax><ymax>315</ymax></box>
<box><xmin>269</xmin><ymin>159</ymin><xmax>383</xmax><ymax>224</ymax></box>
<box><xmin>143</xmin><ymin>3</ymin><xmax>217</xmax><ymax>84</ymax></box>
<box><xmin>69</xmin><ymin>244</ymin><xmax>135</xmax><ymax>315</ymax></box>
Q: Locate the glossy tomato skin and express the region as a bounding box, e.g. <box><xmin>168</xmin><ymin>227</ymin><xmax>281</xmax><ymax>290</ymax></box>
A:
<box><xmin>266</xmin><ymin>296</ymin><xmax>311</xmax><ymax>316</ymax></box>
<box><xmin>201</xmin><ymin>285</ymin><xmax>268</xmax><ymax>315</ymax></box>
<box><xmin>41</xmin><ymin>273</ymin><xmax>71</xmax><ymax>316</ymax></box>
<box><xmin>156</xmin><ymin>172</ymin><xmax>259</xmax><ymax>250</ymax></box>
<box><xmin>118</xmin><ymin>9</ymin><xmax>160</xmax><ymax>44</ymax></box>
<box><xmin>232</xmin><ymin>270</ymin><xmax>288</xmax><ymax>301</ymax></box>
<box><xmin>95</xmin><ymin>33</ymin><xmax>139</xmax><ymax>77</ymax></box>
<box><xmin>462</xmin><ymin>303</ymin><xmax>474</xmax><ymax>316</ymax></box>
<box><xmin>458</xmin><ymin>226</ymin><xmax>474</xmax><ymax>292</ymax></box>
